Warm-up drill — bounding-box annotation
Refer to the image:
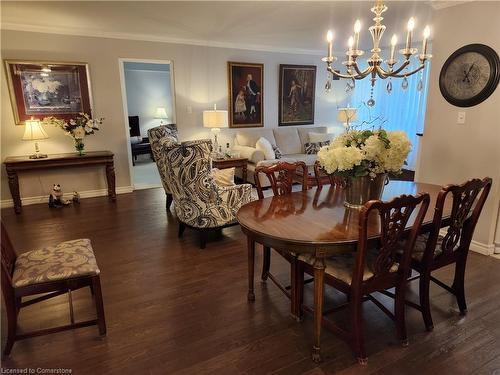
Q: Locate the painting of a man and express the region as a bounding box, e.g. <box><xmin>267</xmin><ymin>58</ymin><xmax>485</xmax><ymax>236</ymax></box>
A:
<box><xmin>228</xmin><ymin>62</ymin><xmax>263</xmax><ymax>127</ymax></box>
<box><xmin>279</xmin><ymin>64</ymin><xmax>316</xmax><ymax>126</ymax></box>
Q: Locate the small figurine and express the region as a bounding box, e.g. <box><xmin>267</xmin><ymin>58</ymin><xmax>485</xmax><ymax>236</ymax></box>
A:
<box><xmin>48</xmin><ymin>184</ymin><xmax>71</xmax><ymax>208</ymax></box>
<box><xmin>72</xmin><ymin>191</ymin><xmax>80</xmax><ymax>204</ymax></box>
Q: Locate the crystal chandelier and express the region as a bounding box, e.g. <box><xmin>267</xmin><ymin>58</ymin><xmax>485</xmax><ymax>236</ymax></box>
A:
<box><xmin>323</xmin><ymin>0</ymin><xmax>432</xmax><ymax>106</ymax></box>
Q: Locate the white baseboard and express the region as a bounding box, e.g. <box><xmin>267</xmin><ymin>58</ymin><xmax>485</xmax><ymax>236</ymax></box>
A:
<box><xmin>439</xmin><ymin>229</ymin><xmax>495</xmax><ymax>256</ymax></box>
<box><xmin>1</xmin><ymin>186</ymin><xmax>134</xmax><ymax>209</ymax></box>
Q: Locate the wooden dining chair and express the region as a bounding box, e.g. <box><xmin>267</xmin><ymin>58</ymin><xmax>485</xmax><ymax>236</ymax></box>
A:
<box><xmin>393</xmin><ymin>177</ymin><xmax>492</xmax><ymax>331</ymax></box>
<box><xmin>313</xmin><ymin>160</ymin><xmax>346</xmax><ymax>188</ymax></box>
<box><xmin>297</xmin><ymin>193</ymin><xmax>430</xmax><ymax>364</ymax></box>
<box><xmin>1</xmin><ymin>223</ymin><xmax>106</xmax><ymax>355</ymax></box>
<box><xmin>254</xmin><ymin>161</ymin><xmax>308</xmax><ymax>305</ymax></box>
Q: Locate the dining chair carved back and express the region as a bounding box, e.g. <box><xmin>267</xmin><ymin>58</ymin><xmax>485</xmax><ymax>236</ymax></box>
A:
<box><xmin>255</xmin><ymin>161</ymin><xmax>308</xmax><ymax>199</ymax></box>
<box><xmin>297</xmin><ymin>192</ymin><xmax>430</xmax><ymax>364</ymax></box>
<box><xmin>0</xmin><ymin>222</ymin><xmax>106</xmax><ymax>356</ymax></box>
<box><xmin>404</xmin><ymin>177</ymin><xmax>492</xmax><ymax>331</ymax></box>
<box><xmin>253</xmin><ymin>161</ymin><xmax>309</xmax><ymax>305</ymax></box>
<box><xmin>313</xmin><ymin>160</ymin><xmax>346</xmax><ymax>188</ymax></box>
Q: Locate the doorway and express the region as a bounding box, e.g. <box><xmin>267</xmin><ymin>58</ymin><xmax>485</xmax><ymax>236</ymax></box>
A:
<box><xmin>119</xmin><ymin>59</ymin><xmax>176</xmax><ymax>190</ymax></box>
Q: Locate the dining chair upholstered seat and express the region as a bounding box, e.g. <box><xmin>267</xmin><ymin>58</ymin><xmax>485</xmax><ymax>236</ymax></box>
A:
<box><xmin>299</xmin><ymin>250</ymin><xmax>399</xmax><ymax>285</ymax></box>
<box><xmin>12</xmin><ymin>239</ymin><xmax>99</xmax><ymax>288</ymax></box>
<box><xmin>396</xmin><ymin>234</ymin><xmax>444</xmax><ymax>262</ymax></box>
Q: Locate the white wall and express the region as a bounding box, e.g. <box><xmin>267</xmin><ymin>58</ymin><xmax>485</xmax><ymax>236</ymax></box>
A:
<box><xmin>416</xmin><ymin>1</ymin><xmax>500</xmax><ymax>252</ymax></box>
<box><xmin>1</xmin><ymin>30</ymin><xmax>347</xmax><ymax>203</ymax></box>
<box><xmin>124</xmin><ymin>67</ymin><xmax>173</xmax><ymax>136</ymax></box>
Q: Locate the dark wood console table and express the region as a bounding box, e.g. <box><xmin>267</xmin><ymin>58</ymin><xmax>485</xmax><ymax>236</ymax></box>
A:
<box><xmin>4</xmin><ymin>151</ymin><xmax>116</xmax><ymax>214</ymax></box>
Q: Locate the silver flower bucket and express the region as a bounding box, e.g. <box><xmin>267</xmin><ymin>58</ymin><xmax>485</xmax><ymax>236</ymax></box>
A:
<box><xmin>344</xmin><ymin>173</ymin><xmax>389</xmax><ymax>209</ymax></box>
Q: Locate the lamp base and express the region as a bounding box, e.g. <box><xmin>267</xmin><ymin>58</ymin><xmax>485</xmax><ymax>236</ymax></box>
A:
<box><xmin>28</xmin><ymin>153</ymin><xmax>48</xmax><ymax>159</ymax></box>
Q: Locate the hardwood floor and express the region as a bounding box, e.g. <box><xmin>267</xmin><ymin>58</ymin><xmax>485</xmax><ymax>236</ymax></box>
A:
<box><xmin>1</xmin><ymin>188</ymin><xmax>500</xmax><ymax>374</ymax></box>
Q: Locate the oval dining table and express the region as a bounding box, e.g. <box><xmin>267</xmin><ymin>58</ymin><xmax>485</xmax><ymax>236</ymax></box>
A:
<box><xmin>237</xmin><ymin>180</ymin><xmax>453</xmax><ymax>362</ymax></box>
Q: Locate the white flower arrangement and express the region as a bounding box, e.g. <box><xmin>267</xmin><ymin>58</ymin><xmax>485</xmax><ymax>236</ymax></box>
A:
<box><xmin>317</xmin><ymin>129</ymin><xmax>411</xmax><ymax>178</ymax></box>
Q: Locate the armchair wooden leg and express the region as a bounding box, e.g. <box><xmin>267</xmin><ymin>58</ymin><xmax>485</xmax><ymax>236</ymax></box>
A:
<box><xmin>350</xmin><ymin>292</ymin><xmax>367</xmax><ymax>365</ymax></box>
<box><xmin>3</xmin><ymin>296</ymin><xmax>18</xmax><ymax>356</ymax></box>
<box><xmin>261</xmin><ymin>246</ymin><xmax>271</xmax><ymax>281</ymax></box>
<box><xmin>200</xmin><ymin>231</ymin><xmax>207</xmax><ymax>249</ymax></box>
<box><xmin>419</xmin><ymin>271</ymin><xmax>434</xmax><ymax>331</ymax></box>
<box><xmin>166</xmin><ymin>193</ymin><xmax>173</xmax><ymax>210</ymax></box>
<box><xmin>91</xmin><ymin>276</ymin><xmax>107</xmax><ymax>336</ymax></box>
<box><xmin>452</xmin><ymin>257</ymin><xmax>468</xmax><ymax>315</ymax></box>
<box><xmin>178</xmin><ymin>222</ymin><xmax>186</xmax><ymax>238</ymax></box>
<box><xmin>395</xmin><ymin>284</ymin><xmax>409</xmax><ymax>346</ymax></box>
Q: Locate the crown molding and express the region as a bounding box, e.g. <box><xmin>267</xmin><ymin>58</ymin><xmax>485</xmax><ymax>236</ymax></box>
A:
<box><xmin>1</xmin><ymin>22</ymin><xmax>326</xmax><ymax>56</ymax></box>
<box><xmin>428</xmin><ymin>0</ymin><xmax>475</xmax><ymax>10</ymax></box>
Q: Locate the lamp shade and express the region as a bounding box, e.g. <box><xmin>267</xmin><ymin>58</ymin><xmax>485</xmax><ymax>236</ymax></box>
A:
<box><xmin>22</xmin><ymin>119</ymin><xmax>48</xmax><ymax>141</ymax></box>
<box><xmin>337</xmin><ymin>107</ymin><xmax>358</xmax><ymax>123</ymax></box>
<box><xmin>155</xmin><ymin>107</ymin><xmax>168</xmax><ymax>119</ymax></box>
<box><xmin>203</xmin><ymin>110</ymin><xmax>228</xmax><ymax>129</ymax></box>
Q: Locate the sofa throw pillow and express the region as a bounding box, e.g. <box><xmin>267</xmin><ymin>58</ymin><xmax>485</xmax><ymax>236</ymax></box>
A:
<box><xmin>212</xmin><ymin>167</ymin><xmax>236</xmax><ymax>187</ymax></box>
<box><xmin>255</xmin><ymin>137</ymin><xmax>276</xmax><ymax>160</ymax></box>
<box><xmin>272</xmin><ymin>145</ymin><xmax>283</xmax><ymax>159</ymax></box>
<box><xmin>304</xmin><ymin>140</ymin><xmax>331</xmax><ymax>154</ymax></box>
<box><xmin>308</xmin><ymin>132</ymin><xmax>332</xmax><ymax>143</ymax></box>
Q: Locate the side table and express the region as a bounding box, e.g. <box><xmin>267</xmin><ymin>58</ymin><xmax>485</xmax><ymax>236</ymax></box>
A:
<box><xmin>212</xmin><ymin>157</ymin><xmax>248</xmax><ymax>183</ymax></box>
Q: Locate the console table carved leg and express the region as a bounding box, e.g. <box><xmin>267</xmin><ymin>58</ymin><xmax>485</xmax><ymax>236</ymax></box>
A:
<box><xmin>242</xmin><ymin>165</ymin><xmax>248</xmax><ymax>183</ymax></box>
<box><xmin>312</xmin><ymin>252</ymin><xmax>326</xmax><ymax>363</ymax></box>
<box><xmin>247</xmin><ymin>237</ymin><xmax>256</xmax><ymax>302</ymax></box>
<box><xmin>7</xmin><ymin>169</ymin><xmax>21</xmax><ymax>214</ymax></box>
<box><xmin>105</xmin><ymin>162</ymin><xmax>116</xmax><ymax>201</ymax></box>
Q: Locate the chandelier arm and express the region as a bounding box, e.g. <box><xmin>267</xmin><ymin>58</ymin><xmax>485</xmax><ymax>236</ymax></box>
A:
<box><xmin>353</xmin><ymin>63</ymin><xmax>373</xmax><ymax>78</ymax></box>
<box><xmin>327</xmin><ymin>65</ymin><xmax>364</xmax><ymax>79</ymax></box>
<box><xmin>384</xmin><ymin>60</ymin><xmax>412</xmax><ymax>76</ymax></box>
<box><xmin>388</xmin><ymin>64</ymin><xmax>425</xmax><ymax>78</ymax></box>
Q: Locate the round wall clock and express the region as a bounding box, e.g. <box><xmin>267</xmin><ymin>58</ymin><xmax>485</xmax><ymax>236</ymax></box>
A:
<box><xmin>439</xmin><ymin>43</ymin><xmax>500</xmax><ymax>107</ymax></box>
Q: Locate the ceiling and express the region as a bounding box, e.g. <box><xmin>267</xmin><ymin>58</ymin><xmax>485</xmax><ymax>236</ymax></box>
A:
<box><xmin>1</xmin><ymin>1</ymin><xmax>444</xmax><ymax>54</ymax></box>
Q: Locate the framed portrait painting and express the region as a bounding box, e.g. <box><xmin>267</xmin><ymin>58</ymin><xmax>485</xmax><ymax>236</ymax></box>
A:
<box><xmin>4</xmin><ymin>60</ymin><xmax>93</xmax><ymax>125</ymax></box>
<box><xmin>228</xmin><ymin>62</ymin><xmax>263</xmax><ymax>128</ymax></box>
<box><xmin>279</xmin><ymin>64</ymin><xmax>317</xmax><ymax>126</ymax></box>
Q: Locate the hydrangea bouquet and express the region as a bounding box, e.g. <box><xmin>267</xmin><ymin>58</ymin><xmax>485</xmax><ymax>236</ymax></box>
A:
<box><xmin>43</xmin><ymin>113</ymin><xmax>103</xmax><ymax>156</ymax></box>
<box><xmin>317</xmin><ymin>129</ymin><xmax>412</xmax><ymax>207</ymax></box>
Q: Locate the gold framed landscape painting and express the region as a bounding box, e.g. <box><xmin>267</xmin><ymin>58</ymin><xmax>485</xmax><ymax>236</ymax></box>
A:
<box><xmin>279</xmin><ymin>64</ymin><xmax>316</xmax><ymax>126</ymax></box>
<box><xmin>228</xmin><ymin>61</ymin><xmax>263</xmax><ymax>128</ymax></box>
<box><xmin>4</xmin><ymin>60</ymin><xmax>93</xmax><ymax>125</ymax></box>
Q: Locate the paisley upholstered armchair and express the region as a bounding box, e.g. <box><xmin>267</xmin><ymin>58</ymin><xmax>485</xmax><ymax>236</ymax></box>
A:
<box><xmin>148</xmin><ymin>124</ymin><xmax>179</xmax><ymax>210</ymax></box>
<box><xmin>164</xmin><ymin>139</ymin><xmax>253</xmax><ymax>248</ymax></box>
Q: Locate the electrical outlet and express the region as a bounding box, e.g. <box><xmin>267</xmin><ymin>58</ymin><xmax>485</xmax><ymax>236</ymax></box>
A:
<box><xmin>457</xmin><ymin>111</ymin><xmax>466</xmax><ymax>124</ymax></box>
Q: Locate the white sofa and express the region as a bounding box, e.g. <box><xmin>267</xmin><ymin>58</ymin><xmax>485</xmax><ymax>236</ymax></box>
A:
<box><xmin>232</xmin><ymin>126</ymin><xmax>332</xmax><ymax>186</ymax></box>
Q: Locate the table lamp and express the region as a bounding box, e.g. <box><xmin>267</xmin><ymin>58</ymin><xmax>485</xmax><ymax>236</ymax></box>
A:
<box><xmin>337</xmin><ymin>107</ymin><xmax>358</xmax><ymax>132</ymax></box>
<box><xmin>155</xmin><ymin>107</ymin><xmax>168</xmax><ymax>125</ymax></box>
<box><xmin>203</xmin><ymin>104</ymin><xmax>228</xmax><ymax>158</ymax></box>
<box><xmin>22</xmin><ymin>118</ymin><xmax>48</xmax><ymax>159</ymax></box>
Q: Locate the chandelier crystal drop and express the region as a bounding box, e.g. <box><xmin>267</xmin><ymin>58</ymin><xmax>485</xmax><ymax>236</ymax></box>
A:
<box><xmin>322</xmin><ymin>0</ymin><xmax>432</xmax><ymax>95</ymax></box>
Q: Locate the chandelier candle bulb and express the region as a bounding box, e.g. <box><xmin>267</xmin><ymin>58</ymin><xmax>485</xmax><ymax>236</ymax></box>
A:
<box><xmin>405</xmin><ymin>17</ymin><xmax>415</xmax><ymax>50</ymax></box>
<box><xmin>390</xmin><ymin>34</ymin><xmax>397</xmax><ymax>61</ymax></box>
<box><xmin>348</xmin><ymin>36</ymin><xmax>355</xmax><ymax>63</ymax></box>
<box><xmin>327</xmin><ymin>30</ymin><xmax>334</xmax><ymax>59</ymax></box>
<box><xmin>354</xmin><ymin>20</ymin><xmax>361</xmax><ymax>50</ymax></box>
<box><xmin>422</xmin><ymin>26</ymin><xmax>430</xmax><ymax>56</ymax></box>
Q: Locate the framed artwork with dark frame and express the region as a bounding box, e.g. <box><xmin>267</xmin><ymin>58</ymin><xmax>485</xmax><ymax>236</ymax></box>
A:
<box><xmin>4</xmin><ymin>60</ymin><xmax>93</xmax><ymax>125</ymax></box>
<box><xmin>279</xmin><ymin>64</ymin><xmax>317</xmax><ymax>126</ymax></box>
<box><xmin>228</xmin><ymin>61</ymin><xmax>263</xmax><ymax>128</ymax></box>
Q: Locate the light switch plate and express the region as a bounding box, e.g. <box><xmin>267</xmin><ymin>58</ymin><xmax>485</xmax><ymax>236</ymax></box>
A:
<box><xmin>457</xmin><ymin>111</ymin><xmax>466</xmax><ymax>124</ymax></box>
<box><xmin>187</xmin><ymin>106</ymin><xmax>193</xmax><ymax>114</ymax></box>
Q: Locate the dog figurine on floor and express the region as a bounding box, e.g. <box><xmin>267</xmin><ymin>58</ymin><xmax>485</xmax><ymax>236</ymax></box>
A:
<box><xmin>48</xmin><ymin>184</ymin><xmax>71</xmax><ymax>208</ymax></box>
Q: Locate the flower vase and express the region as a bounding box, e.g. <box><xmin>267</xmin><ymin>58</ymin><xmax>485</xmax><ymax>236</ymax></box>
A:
<box><xmin>344</xmin><ymin>173</ymin><xmax>389</xmax><ymax>209</ymax></box>
<box><xmin>74</xmin><ymin>139</ymin><xmax>86</xmax><ymax>156</ymax></box>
